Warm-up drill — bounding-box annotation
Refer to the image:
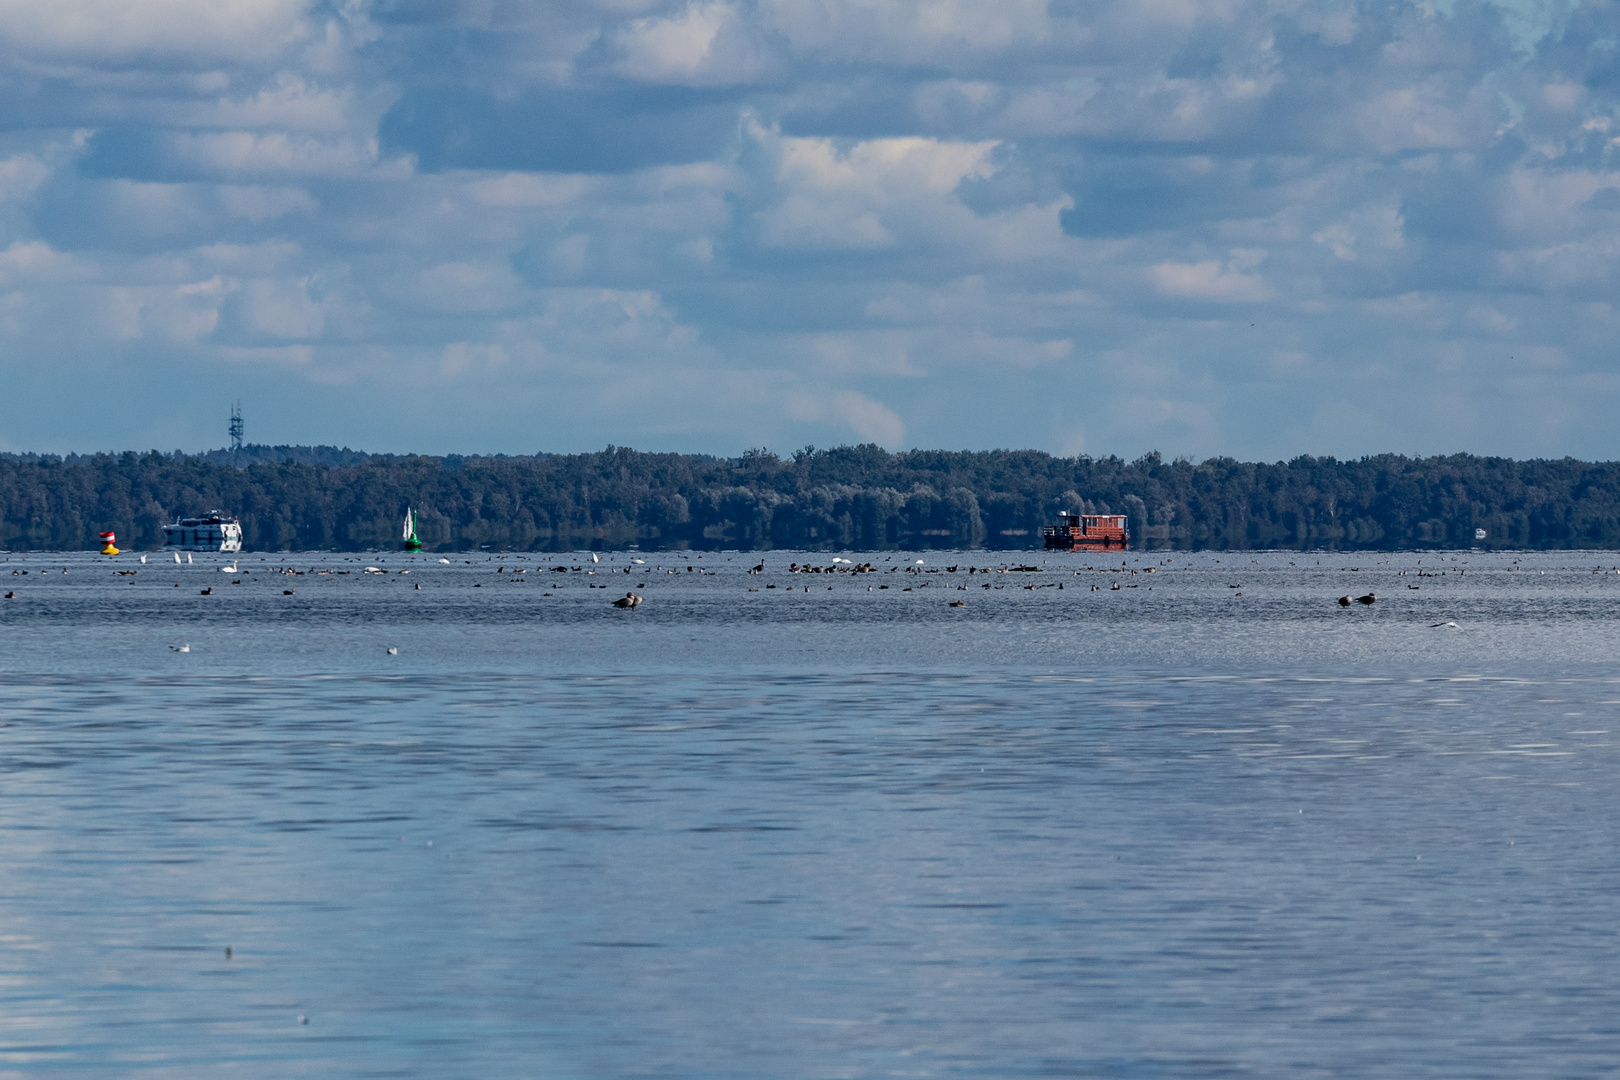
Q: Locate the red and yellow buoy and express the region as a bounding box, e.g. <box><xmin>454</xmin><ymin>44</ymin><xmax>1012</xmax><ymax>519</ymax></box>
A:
<box><xmin>99</xmin><ymin>531</ymin><xmax>120</xmax><ymax>556</ymax></box>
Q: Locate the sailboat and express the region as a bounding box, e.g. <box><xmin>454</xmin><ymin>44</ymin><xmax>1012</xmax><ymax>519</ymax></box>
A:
<box><xmin>403</xmin><ymin>507</ymin><xmax>423</xmax><ymax>552</ymax></box>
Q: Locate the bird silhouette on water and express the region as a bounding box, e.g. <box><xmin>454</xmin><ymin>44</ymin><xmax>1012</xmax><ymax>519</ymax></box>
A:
<box><xmin>612</xmin><ymin>592</ymin><xmax>643</xmax><ymax>608</ymax></box>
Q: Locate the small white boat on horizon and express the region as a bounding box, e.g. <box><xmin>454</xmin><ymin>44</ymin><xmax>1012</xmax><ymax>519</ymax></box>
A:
<box><xmin>164</xmin><ymin>512</ymin><xmax>242</xmax><ymax>553</ymax></box>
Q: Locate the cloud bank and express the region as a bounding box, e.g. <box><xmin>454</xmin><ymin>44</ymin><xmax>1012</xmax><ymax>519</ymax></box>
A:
<box><xmin>0</xmin><ymin>0</ymin><xmax>1617</xmax><ymax>459</ymax></box>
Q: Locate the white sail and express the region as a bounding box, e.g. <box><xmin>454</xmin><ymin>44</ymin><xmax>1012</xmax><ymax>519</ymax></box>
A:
<box><xmin>403</xmin><ymin>508</ymin><xmax>413</xmax><ymax>541</ymax></box>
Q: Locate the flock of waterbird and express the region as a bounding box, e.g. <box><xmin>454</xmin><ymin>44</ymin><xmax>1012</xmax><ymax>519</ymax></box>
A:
<box><xmin>7</xmin><ymin>550</ymin><xmax>1616</xmax><ymax>653</ymax></box>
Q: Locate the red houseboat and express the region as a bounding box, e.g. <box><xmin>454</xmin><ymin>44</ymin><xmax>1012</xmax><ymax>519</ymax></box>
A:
<box><xmin>1042</xmin><ymin>512</ymin><xmax>1128</xmax><ymax>552</ymax></box>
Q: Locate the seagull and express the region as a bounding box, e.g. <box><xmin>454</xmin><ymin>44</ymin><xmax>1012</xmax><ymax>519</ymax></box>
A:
<box><xmin>140</xmin><ymin>555</ymin><xmax>147</xmax><ymax>564</ymax></box>
<box><xmin>1430</xmin><ymin>621</ymin><xmax>1459</xmax><ymax>629</ymax></box>
<box><xmin>170</xmin><ymin>643</ymin><xmax>190</xmax><ymax>652</ymax></box>
<box><xmin>633</xmin><ymin>558</ymin><xmax>645</xmax><ymax>564</ymax></box>
<box><xmin>387</xmin><ymin>647</ymin><xmax>398</xmax><ymax>655</ymax></box>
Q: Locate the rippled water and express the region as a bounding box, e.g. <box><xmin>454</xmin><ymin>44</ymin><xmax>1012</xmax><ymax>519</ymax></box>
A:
<box><xmin>2</xmin><ymin>548</ymin><xmax>1619</xmax><ymax>1077</ymax></box>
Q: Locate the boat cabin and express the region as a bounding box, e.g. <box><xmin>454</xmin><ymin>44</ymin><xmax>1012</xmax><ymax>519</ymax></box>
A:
<box><xmin>1042</xmin><ymin>512</ymin><xmax>1128</xmax><ymax>552</ymax></box>
<box><xmin>163</xmin><ymin>512</ymin><xmax>243</xmax><ymax>552</ymax></box>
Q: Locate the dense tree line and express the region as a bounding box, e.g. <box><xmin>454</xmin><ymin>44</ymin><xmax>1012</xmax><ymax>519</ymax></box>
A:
<box><xmin>2</xmin><ymin>445</ymin><xmax>1619</xmax><ymax>552</ymax></box>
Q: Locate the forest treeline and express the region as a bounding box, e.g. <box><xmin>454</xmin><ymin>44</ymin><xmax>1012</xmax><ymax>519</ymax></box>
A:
<box><xmin>2</xmin><ymin>444</ymin><xmax>1619</xmax><ymax>552</ymax></box>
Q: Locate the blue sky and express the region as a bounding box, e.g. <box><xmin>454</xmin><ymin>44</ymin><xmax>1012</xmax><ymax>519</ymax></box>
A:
<box><xmin>0</xmin><ymin>0</ymin><xmax>1616</xmax><ymax>460</ymax></box>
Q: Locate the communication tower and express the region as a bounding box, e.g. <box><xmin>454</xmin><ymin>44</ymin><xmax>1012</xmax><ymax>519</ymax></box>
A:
<box><xmin>229</xmin><ymin>402</ymin><xmax>244</xmax><ymax>454</ymax></box>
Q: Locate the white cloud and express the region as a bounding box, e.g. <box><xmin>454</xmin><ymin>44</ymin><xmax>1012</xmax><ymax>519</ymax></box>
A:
<box><xmin>0</xmin><ymin>241</ymin><xmax>93</xmax><ymax>286</ymax></box>
<box><xmin>469</xmin><ymin>172</ymin><xmax>598</xmax><ymax>207</ymax></box>
<box><xmin>1151</xmin><ymin>259</ymin><xmax>1275</xmax><ymax>302</ymax></box>
<box><xmin>409</xmin><ymin>261</ymin><xmax>524</xmax><ymax>313</ymax></box>
<box><xmin>164</xmin><ymin>131</ymin><xmax>410</xmax><ymax>179</ymax></box>
<box><xmin>614</xmin><ymin>1</ymin><xmax>766</xmax><ymax>85</ymax></box>
<box><xmin>217</xmin><ymin>184</ymin><xmax>318</xmax><ymax>222</ymax></box>
<box><xmin>241</xmin><ymin>276</ymin><xmax>325</xmax><ymax>338</ymax></box>
<box><xmin>0</xmin><ymin>0</ymin><xmax>311</xmax><ymax>64</ymax></box>
<box><xmin>105</xmin><ymin>276</ymin><xmax>236</xmax><ymax>341</ymax></box>
<box><xmin>0</xmin><ymin>154</ymin><xmax>49</xmax><ymax>201</ymax></box>
<box><xmin>758</xmin><ymin>128</ymin><xmax>999</xmax><ymax>249</ymax></box>
<box><xmin>204</xmin><ymin>74</ymin><xmax>353</xmax><ymax>132</ymax></box>
<box><xmin>5</xmin><ymin>1</ymin><xmax>1620</xmax><ymax>459</ymax></box>
<box><xmin>764</xmin><ymin>0</ymin><xmax>1053</xmax><ymax>64</ymax></box>
<box><xmin>785</xmin><ymin>387</ymin><xmax>905</xmax><ymax>445</ymax></box>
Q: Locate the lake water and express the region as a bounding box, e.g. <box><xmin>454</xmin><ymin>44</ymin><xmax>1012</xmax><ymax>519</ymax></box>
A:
<box><xmin>2</xmin><ymin>548</ymin><xmax>1619</xmax><ymax>1077</ymax></box>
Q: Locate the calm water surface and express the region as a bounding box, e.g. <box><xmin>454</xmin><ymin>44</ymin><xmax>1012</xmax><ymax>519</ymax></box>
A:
<box><xmin>1</xmin><ymin>549</ymin><xmax>1618</xmax><ymax>1077</ymax></box>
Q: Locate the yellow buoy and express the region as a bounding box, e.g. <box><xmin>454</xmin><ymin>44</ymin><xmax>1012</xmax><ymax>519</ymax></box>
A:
<box><xmin>98</xmin><ymin>531</ymin><xmax>119</xmax><ymax>556</ymax></box>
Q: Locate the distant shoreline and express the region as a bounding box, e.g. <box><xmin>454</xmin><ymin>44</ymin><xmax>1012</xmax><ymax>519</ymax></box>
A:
<box><xmin>2</xmin><ymin>445</ymin><xmax>1617</xmax><ymax>553</ymax></box>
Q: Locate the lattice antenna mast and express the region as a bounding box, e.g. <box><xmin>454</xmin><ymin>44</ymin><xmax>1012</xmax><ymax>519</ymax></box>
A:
<box><xmin>229</xmin><ymin>402</ymin><xmax>244</xmax><ymax>457</ymax></box>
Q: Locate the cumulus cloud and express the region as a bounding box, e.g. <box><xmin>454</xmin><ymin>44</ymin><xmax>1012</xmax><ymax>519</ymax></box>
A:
<box><xmin>1</xmin><ymin>0</ymin><xmax>1619</xmax><ymax>460</ymax></box>
<box><xmin>1151</xmin><ymin>258</ymin><xmax>1275</xmax><ymax>302</ymax></box>
<box><xmin>0</xmin><ymin>0</ymin><xmax>311</xmax><ymax>64</ymax></box>
<box><xmin>756</xmin><ymin>126</ymin><xmax>999</xmax><ymax>249</ymax></box>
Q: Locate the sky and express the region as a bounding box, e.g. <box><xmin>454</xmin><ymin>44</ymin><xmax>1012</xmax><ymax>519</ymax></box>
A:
<box><xmin>0</xmin><ymin>0</ymin><xmax>1617</xmax><ymax>460</ymax></box>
